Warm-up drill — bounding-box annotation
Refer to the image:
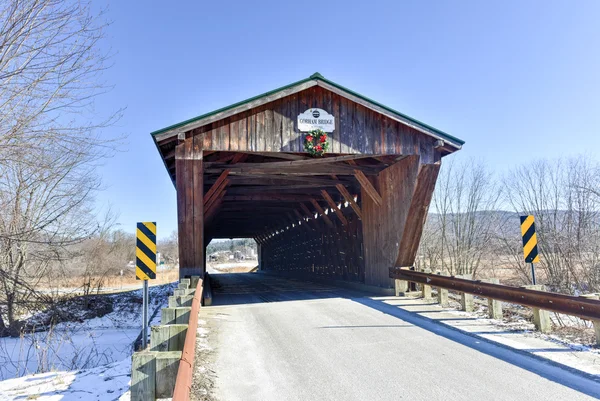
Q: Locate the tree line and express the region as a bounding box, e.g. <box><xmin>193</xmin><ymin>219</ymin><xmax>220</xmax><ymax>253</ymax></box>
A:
<box><xmin>416</xmin><ymin>156</ymin><xmax>600</xmax><ymax>295</ymax></box>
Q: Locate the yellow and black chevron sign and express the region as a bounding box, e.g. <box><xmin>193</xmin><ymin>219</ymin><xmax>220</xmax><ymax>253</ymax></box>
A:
<box><xmin>136</xmin><ymin>222</ymin><xmax>157</xmax><ymax>280</ymax></box>
<box><xmin>520</xmin><ymin>215</ymin><xmax>540</xmax><ymax>263</ymax></box>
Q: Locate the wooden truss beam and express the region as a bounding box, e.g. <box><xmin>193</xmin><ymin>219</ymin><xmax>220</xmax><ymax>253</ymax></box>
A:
<box><xmin>206</xmin><ymin>164</ymin><xmax>378</xmax><ymax>175</ymax></box>
<box><xmin>321</xmin><ymin>190</ymin><xmax>348</xmax><ymax>226</ymax></box>
<box><xmin>204</xmin><ymin>178</ymin><xmax>229</xmax><ymax>209</ymax></box>
<box><xmin>204</xmin><ymin>170</ymin><xmax>229</xmax><ymax>202</ymax></box>
<box><xmin>336</xmin><ymin>184</ymin><xmax>362</xmax><ymax>219</ymax></box>
<box><xmin>298</xmin><ymin>204</ymin><xmax>319</xmax><ymax>229</ymax></box>
<box><xmin>348</xmin><ymin>160</ymin><xmax>382</xmax><ymax>206</ymax></box>
<box><xmin>310</xmin><ymin>198</ymin><xmax>334</xmax><ymax>228</ymax></box>
<box><xmin>205</xmin><ymin>191</ymin><xmax>226</xmax><ymax>223</ymax></box>
<box><xmin>203</xmin><ymin>153</ymin><xmax>246</xmax><ymax>202</ymax></box>
<box><xmin>395</xmin><ymin>163</ymin><xmax>441</xmax><ymax>266</ymax></box>
<box><xmin>292</xmin><ymin>209</ymin><xmax>312</xmax><ymax>232</ymax></box>
<box><xmin>206</xmin><ymin>174</ymin><xmax>348</xmax><ymax>187</ymax></box>
<box><xmin>223</xmin><ymin>194</ymin><xmax>314</xmax><ymax>202</ymax></box>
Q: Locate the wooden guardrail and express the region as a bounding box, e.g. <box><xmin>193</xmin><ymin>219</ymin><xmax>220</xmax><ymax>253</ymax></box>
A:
<box><xmin>172</xmin><ymin>274</ymin><xmax>206</xmax><ymax>401</ymax></box>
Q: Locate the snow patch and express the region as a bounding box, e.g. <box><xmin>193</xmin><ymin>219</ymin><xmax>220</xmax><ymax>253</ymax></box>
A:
<box><xmin>0</xmin><ymin>357</ymin><xmax>131</xmax><ymax>401</ymax></box>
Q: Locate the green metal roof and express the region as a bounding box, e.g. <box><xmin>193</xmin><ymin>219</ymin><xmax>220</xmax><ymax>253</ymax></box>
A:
<box><xmin>150</xmin><ymin>72</ymin><xmax>465</xmax><ymax>147</ymax></box>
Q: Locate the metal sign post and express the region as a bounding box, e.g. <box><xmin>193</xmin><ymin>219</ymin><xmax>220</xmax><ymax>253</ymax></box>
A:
<box><xmin>520</xmin><ymin>215</ymin><xmax>540</xmax><ymax>285</ymax></box>
<box><xmin>142</xmin><ymin>280</ymin><xmax>149</xmax><ymax>348</ymax></box>
<box><xmin>136</xmin><ymin>222</ymin><xmax>157</xmax><ymax>349</ymax></box>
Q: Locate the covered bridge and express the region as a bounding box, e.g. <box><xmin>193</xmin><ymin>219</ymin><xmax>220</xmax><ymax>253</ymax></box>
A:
<box><xmin>151</xmin><ymin>73</ymin><xmax>463</xmax><ymax>288</ymax></box>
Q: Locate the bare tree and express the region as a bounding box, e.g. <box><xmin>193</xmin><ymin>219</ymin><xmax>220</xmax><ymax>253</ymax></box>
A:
<box><xmin>0</xmin><ymin>0</ymin><xmax>121</xmax><ymax>159</ymax></box>
<box><xmin>158</xmin><ymin>231</ymin><xmax>179</xmax><ymax>266</ymax></box>
<box><xmin>502</xmin><ymin>157</ymin><xmax>600</xmax><ymax>293</ymax></box>
<box><xmin>417</xmin><ymin>158</ymin><xmax>502</xmax><ymax>277</ymax></box>
<box><xmin>0</xmin><ymin>0</ymin><xmax>121</xmax><ymax>336</ymax></box>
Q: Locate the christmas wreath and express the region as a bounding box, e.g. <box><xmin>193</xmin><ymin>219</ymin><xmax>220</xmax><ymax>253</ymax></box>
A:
<box><xmin>303</xmin><ymin>129</ymin><xmax>329</xmax><ymax>157</ymax></box>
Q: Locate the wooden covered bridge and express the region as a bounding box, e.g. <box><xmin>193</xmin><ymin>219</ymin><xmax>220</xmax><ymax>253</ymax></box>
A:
<box><xmin>151</xmin><ymin>73</ymin><xmax>463</xmax><ymax>289</ymax></box>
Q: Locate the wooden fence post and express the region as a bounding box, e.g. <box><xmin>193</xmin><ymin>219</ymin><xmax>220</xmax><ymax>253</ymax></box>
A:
<box><xmin>521</xmin><ymin>285</ymin><xmax>551</xmax><ymax>333</ymax></box>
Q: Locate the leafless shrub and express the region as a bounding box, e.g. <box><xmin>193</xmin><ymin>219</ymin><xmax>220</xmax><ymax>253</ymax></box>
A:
<box><xmin>501</xmin><ymin>156</ymin><xmax>600</xmax><ymax>293</ymax></box>
<box><xmin>417</xmin><ymin>158</ymin><xmax>502</xmax><ymax>277</ymax></box>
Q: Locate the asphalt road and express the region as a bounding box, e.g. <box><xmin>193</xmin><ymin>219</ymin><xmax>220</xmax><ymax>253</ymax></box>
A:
<box><xmin>203</xmin><ymin>273</ymin><xmax>600</xmax><ymax>401</ymax></box>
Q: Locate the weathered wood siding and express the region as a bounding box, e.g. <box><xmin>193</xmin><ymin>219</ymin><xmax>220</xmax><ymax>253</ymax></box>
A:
<box><xmin>175</xmin><ymin>136</ymin><xmax>204</xmax><ymax>278</ymax></box>
<box><xmin>260</xmin><ymin>211</ymin><xmax>364</xmax><ymax>282</ymax></box>
<box><xmin>193</xmin><ymin>86</ymin><xmax>436</xmax><ymax>162</ymax></box>
<box><xmin>395</xmin><ymin>163</ymin><xmax>440</xmax><ymax>267</ymax></box>
<box><xmin>361</xmin><ymin>155</ymin><xmax>422</xmax><ymax>288</ymax></box>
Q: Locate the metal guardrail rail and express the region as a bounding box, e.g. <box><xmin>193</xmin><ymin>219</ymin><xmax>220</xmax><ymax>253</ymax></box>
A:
<box><xmin>389</xmin><ymin>268</ymin><xmax>600</xmax><ymax>321</ymax></box>
<box><xmin>172</xmin><ymin>275</ymin><xmax>205</xmax><ymax>401</ymax></box>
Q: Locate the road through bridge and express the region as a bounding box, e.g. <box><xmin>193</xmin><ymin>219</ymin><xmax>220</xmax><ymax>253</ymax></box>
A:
<box><xmin>197</xmin><ymin>273</ymin><xmax>600</xmax><ymax>401</ymax></box>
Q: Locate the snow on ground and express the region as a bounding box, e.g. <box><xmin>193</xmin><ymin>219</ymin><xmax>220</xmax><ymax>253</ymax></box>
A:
<box><xmin>0</xmin><ymin>357</ymin><xmax>131</xmax><ymax>401</ymax></box>
<box><xmin>0</xmin><ymin>282</ymin><xmax>176</xmax><ymax>384</ymax></box>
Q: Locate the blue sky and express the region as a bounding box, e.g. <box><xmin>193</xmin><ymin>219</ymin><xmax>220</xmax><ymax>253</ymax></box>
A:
<box><xmin>91</xmin><ymin>1</ymin><xmax>600</xmax><ymax>239</ymax></box>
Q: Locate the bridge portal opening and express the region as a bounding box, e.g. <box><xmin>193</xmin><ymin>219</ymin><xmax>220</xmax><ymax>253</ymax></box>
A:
<box><xmin>206</xmin><ymin>238</ymin><xmax>257</xmax><ymax>274</ymax></box>
<box><xmin>151</xmin><ymin>73</ymin><xmax>463</xmax><ymax>290</ymax></box>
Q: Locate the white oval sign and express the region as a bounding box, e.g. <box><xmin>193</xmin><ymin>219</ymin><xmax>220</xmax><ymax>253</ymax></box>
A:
<box><xmin>297</xmin><ymin>108</ymin><xmax>335</xmax><ymax>133</ymax></box>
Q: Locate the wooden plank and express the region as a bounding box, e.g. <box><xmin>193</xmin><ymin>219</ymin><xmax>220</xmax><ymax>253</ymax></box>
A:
<box><xmin>299</xmin><ymin>203</ymin><xmax>319</xmax><ymax>229</ymax></box>
<box><xmin>230</xmin><ymin>120</ymin><xmax>239</xmax><ymax>151</ymax></box>
<box><xmin>204</xmin><ymin>178</ymin><xmax>229</xmax><ymax>209</ymax></box>
<box><xmin>290</xmin><ymin>93</ymin><xmax>300</xmax><ymax>152</ymax></box>
<box><xmin>155</xmin><ymin>351</ymin><xmax>182</xmax><ymax>399</ymax></box>
<box><xmin>265</xmin><ymin>109</ymin><xmax>274</xmax><ymax>151</ymax></box>
<box><xmin>293</xmin><ymin>209</ymin><xmax>311</xmax><ymax>231</ymax></box>
<box><xmin>174</xmin><ymin>136</ymin><xmax>204</xmax><ymax>278</ymax></box>
<box><xmin>226</xmin><ymin>184</ymin><xmax>338</xmax><ymax>193</ymax></box>
<box><xmin>221</xmin><ymin>174</ymin><xmax>346</xmax><ymax>186</ymax></box>
<box><xmin>239</xmin><ymin>113</ymin><xmax>248</xmax><ymax>151</ymax></box>
<box><xmin>310</xmin><ymin>198</ymin><xmax>334</xmax><ymax>227</ymax></box>
<box><xmin>353</xmin><ymin>169</ymin><xmax>382</xmax><ymax>206</ymax></box>
<box><xmin>175</xmin><ymin>143</ymin><xmax>187</xmax><ymax>272</ymax></box>
<box><xmin>183</xmin><ymin>138</ymin><xmax>193</xmax><ymax>273</ymax></box>
<box><xmin>230</xmin><ymin>152</ymin><xmax>247</xmax><ymax>164</ymax></box>
<box><xmin>356</xmin><ymin>101</ymin><xmax>367</xmax><ymax>153</ymax></box>
<box><xmin>204</xmin><ymin>183</ymin><xmax>228</xmax><ymax>213</ymax></box>
<box><xmin>339</xmin><ymin>96</ymin><xmax>349</xmax><ymax>153</ymax></box>
<box><xmin>332</xmin><ymin>92</ymin><xmax>341</xmax><ymax>153</ymax></box>
<box><xmin>131</xmin><ymin>352</ymin><xmax>156</xmax><ymax>401</ymax></box>
<box><xmin>207</xmin><ymin>163</ymin><xmax>377</xmax><ymax>173</ymax></box>
<box><xmin>219</xmin><ymin>121</ymin><xmax>229</xmax><ymax>151</ymax></box>
<box><xmin>257</xmin><ymin>111</ymin><xmax>266</xmax><ymax>151</ymax></box>
<box><xmin>247</xmin><ymin>152</ymin><xmax>309</xmax><ymax>160</ymax></box>
<box><xmin>205</xmin><ymin>194</ymin><xmax>225</xmax><ymax>223</ymax></box>
<box><xmin>224</xmin><ymin>194</ymin><xmax>314</xmax><ymax>202</ymax></box>
<box><xmin>249</xmin><ymin>113</ymin><xmax>256</xmax><ymax>152</ymax></box>
<box><xmin>273</xmin><ymin>108</ymin><xmax>282</xmax><ymax>151</ymax></box>
<box><xmin>395</xmin><ymin>163</ymin><xmax>441</xmax><ymax>266</ymax></box>
<box><xmin>206</xmin><ymin>163</ymin><xmax>378</xmax><ymax>175</ymax></box>
<box><xmin>283</xmin><ymin>95</ymin><xmax>293</xmax><ymax>151</ymax></box>
<box><xmin>220</xmin><ymin>154</ymin><xmax>377</xmax><ymax>168</ymax></box>
<box><xmin>361</xmin><ymin>155</ymin><xmax>420</xmax><ymax>288</ymax></box>
<box><xmin>321</xmin><ymin>190</ymin><xmax>348</xmax><ymax>226</ymax></box>
<box><xmin>192</xmin><ymin>135</ymin><xmax>204</xmax><ymax>274</ymax></box>
<box><xmin>335</xmin><ymin>184</ymin><xmax>362</xmax><ymax>219</ymax></box>
<box><xmin>349</xmin><ymin>99</ymin><xmax>357</xmax><ymax>153</ymax></box>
